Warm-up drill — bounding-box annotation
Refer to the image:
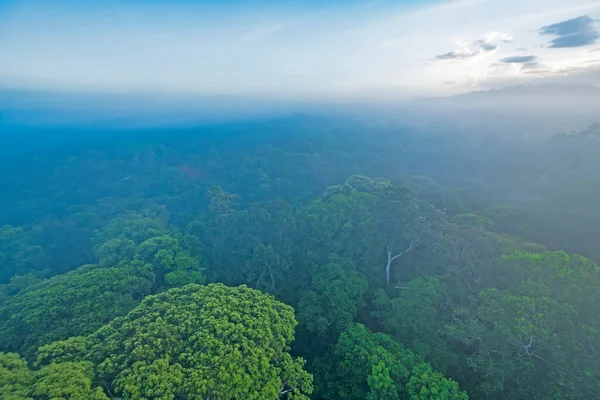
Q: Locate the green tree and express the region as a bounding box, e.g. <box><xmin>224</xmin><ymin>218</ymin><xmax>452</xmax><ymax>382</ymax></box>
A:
<box><xmin>445</xmin><ymin>286</ymin><xmax>598</xmax><ymax>399</ymax></box>
<box><xmin>0</xmin><ymin>225</ymin><xmax>48</xmax><ymax>284</ymax></box>
<box><xmin>315</xmin><ymin>324</ymin><xmax>467</xmax><ymax>400</ymax></box>
<box><xmin>373</xmin><ymin>185</ymin><xmax>446</xmax><ymax>284</ymax></box>
<box><xmin>0</xmin><ymin>262</ymin><xmax>153</xmax><ymax>357</ymax></box>
<box><xmin>298</xmin><ymin>254</ymin><xmax>368</xmax><ymax>337</ymax></box>
<box><xmin>296</xmin><ymin>177</ymin><xmax>378</xmax><ymax>269</ymax></box>
<box><xmin>0</xmin><ymin>352</ymin><xmax>34</xmax><ymax>400</ymax></box>
<box><xmin>32</xmin><ymin>362</ymin><xmax>108</xmax><ymax>400</ymax></box>
<box><xmin>92</xmin><ymin>215</ymin><xmax>169</xmax><ymax>247</ymax></box>
<box><xmin>372</xmin><ymin>276</ymin><xmax>454</xmax><ymax>370</ymax></box>
<box><xmin>210</xmin><ymin>200</ymin><xmax>297</xmax><ymax>293</ymax></box>
<box><xmin>134</xmin><ymin>235</ymin><xmax>205</xmax><ymax>289</ymax></box>
<box><xmin>39</xmin><ymin>283</ymin><xmax>313</xmax><ymax>400</ymax></box>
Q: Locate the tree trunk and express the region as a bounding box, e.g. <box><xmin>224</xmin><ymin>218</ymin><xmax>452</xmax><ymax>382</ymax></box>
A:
<box><xmin>386</xmin><ymin>247</ymin><xmax>393</xmax><ymax>284</ymax></box>
<box><xmin>385</xmin><ymin>240</ymin><xmax>423</xmax><ymax>284</ymax></box>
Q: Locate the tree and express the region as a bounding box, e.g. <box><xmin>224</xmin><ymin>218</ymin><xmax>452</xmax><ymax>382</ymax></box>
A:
<box><xmin>0</xmin><ymin>225</ymin><xmax>48</xmax><ymax>284</ymax></box>
<box><xmin>94</xmin><ymin>237</ymin><xmax>135</xmax><ymax>268</ymax></box>
<box><xmin>0</xmin><ymin>353</ymin><xmax>108</xmax><ymax>400</ymax></box>
<box><xmin>0</xmin><ymin>352</ymin><xmax>34</xmax><ymax>400</ymax></box>
<box><xmin>0</xmin><ymin>274</ymin><xmax>41</xmax><ymax>299</ymax></box>
<box><xmin>298</xmin><ymin>254</ymin><xmax>367</xmax><ymax>338</ymax></box>
<box><xmin>230</xmin><ymin>200</ymin><xmax>297</xmax><ymax>293</ymax></box>
<box><xmin>92</xmin><ymin>215</ymin><xmax>169</xmax><ymax>248</ymax></box>
<box><xmin>296</xmin><ymin>178</ymin><xmax>378</xmax><ymax>267</ymax></box>
<box><xmin>372</xmin><ymin>276</ymin><xmax>454</xmax><ymax>371</ymax></box>
<box><xmin>206</xmin><ymin>186</ymin><xmax>239</xmax><ymax>230</ymax></box>
<box><xmin>374</xmin><ymin>186</ymin><xmax>446</xmax><ymax>284</ymax></box>
<box><xmin>39</xmin><ymin>283</ymin><xmax>313</xmax><ymax>400</ymax></box>
<box><xmin>314</xmin><ymin>324</ymin><xmax>468</xmax><ymax>400</ymax></box>
<box><xmin>134</xmin><ymin>235</ymin><xmax>205</xmax><ymax>289</ymax></box>
<box><xmin>445</xmin><ymin>286</ymin><xmax>597</xmax><ymax>399</ymax></box>
<box><xmin>0</xmin><ymin>262</ymin><xmax>154</xmax><ymax>357</ymax></box>
<box><xmin>32</xmin><ymin>362</ymin><xmax>108</xmax><ymax>400</ymax></box>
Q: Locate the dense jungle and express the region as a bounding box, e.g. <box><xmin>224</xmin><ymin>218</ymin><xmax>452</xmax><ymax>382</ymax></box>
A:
<box><xmin>1</xmin><ymin>116</ymin><xmax>600</xmax><ymax>399</ymax></box>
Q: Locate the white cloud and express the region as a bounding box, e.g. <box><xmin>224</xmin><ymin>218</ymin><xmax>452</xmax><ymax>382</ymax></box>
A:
<box><xmin>0</xmin><ymin>0</ymin><xmax>599</xmax><ymax>100</ymax></box>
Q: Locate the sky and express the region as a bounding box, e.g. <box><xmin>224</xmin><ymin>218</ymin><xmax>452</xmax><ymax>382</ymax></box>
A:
<box><xmin>0</xmin><ymin>0</ymin><xmax>599</xmax><ymax>102</ymax></box>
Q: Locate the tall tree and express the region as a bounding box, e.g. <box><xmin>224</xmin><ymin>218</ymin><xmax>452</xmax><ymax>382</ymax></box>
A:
<box><xmin>37</xmin><ymin>283</ymin><xmax>313</xmax><ymax>400</ymax></box>
<box><xmin>314</xmin><ymin>323</ymin><xmax>468</xmax><ymax>400</ymax></box>
<box><xmin>0</xmin><ymin>262</ymin><xmax>153</xmax><ymax>357</ymax></box>
<box><xmin>298</xmin><ymin>254</ymin><xmax>368</xmax><ymax>338</ymax></box>
<box><xmin>374</xmin><ymin>186</ymin><xmax>446</xmax><ymax>284</ymax></box>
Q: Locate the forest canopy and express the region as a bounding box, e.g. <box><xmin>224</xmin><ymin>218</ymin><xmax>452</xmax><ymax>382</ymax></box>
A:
<box><xmin>1</xmin><ymin>117</ymin><xmax>600</xmax><ymax>399</ymax></box>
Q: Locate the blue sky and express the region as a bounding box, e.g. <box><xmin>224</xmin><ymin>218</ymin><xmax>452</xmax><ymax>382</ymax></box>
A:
<box><xmin>1</xmin><ymin>0</ymin><xmax>599</xmax><ymax>101</ymax></box>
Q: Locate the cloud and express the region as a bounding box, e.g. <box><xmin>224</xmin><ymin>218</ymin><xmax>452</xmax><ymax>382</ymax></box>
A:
<box><xmin>501</xmin><ymin>55</ymin><xmax>538</xmax><ymax>63</ymax></box>
<box><xmin>522</xmin><ymin>62</ymin><xmax>542</xmax><ymax>69</ymax></box>
<box><xmin>436</xmin><ymin>49</ymin><xmax>476</xmax><ymax>60</ymax></box>
<box><xmin>2</xmin><ymin>0</ymin><xmax>600</xmax><ymax>100</ymax></box>
<box><xmin>435</xmin><ymin>32</ymin><xmax>509</xmax><ymax>61</ymax></box>
<box><xmin>540</xmin><ymin>15</ymin><xmax>599</xmax><ymax>48</ymax></box>
<box><xmin>476</xmin><ymin>41</ymin><xmax>499</xmax><ymax>52</ymax></box>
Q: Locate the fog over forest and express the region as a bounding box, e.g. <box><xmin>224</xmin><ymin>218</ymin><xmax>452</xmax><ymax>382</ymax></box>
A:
<box><xmin>2</xmin><ymin>1</ymin><xmax>600</xmax><ymax>399</ymax></box>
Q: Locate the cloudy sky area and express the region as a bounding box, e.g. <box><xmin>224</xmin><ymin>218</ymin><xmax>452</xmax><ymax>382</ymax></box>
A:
<box><xmin>0</xmin><ymin>0</ymin><xmax>599</xmax><ymax>102</ymax></box>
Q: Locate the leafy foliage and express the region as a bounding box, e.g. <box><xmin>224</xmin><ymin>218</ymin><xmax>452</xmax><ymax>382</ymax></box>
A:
<box><xmin>0</xmin><ymin>352</ymin><xmax>34</xmax><ymax>400</ymax></box>
<box><xmin>314</xmin><ymin>324</ymin><xmax>468</xmax><ymax>400</ymax></box>
<box><xmin>0</xmin><ymin>262</ymin><xmax>154</xmax><ymax>356</ymax></box>
<box><xmin>3</xmin><ymin>118</ymin><xmax>600</xmax><ymax>399</ymax></box>
<box><xmin>298</xmin><ymin>254</ymin><xmax>368</xmax><ymax>337</ymax></box>
<box><xmin>40</xmin><ymin>283</ymin><xmax>313</xmax><ymax>400</ymax></box>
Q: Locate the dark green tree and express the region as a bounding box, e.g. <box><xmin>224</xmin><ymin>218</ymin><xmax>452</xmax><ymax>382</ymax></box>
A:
<box><xmin>298</xmin><ymin>254</ymin><xmax>368</xmax><ymax>338</ymax></box>
<box><xmin>372</xmin><ymin>276</ymin><xmax>454</xmax><ymax>370</ymax></box>
<box><xmin>314</xmin><ymin>324</ymin><xmax>468</xmax><ymax>400</ymax></box>
<box><xmin>0</xmin><ymin>225</ymin><xmax>48</xmax><ymax>284</ymax></box>
<box><xmin>373</xmin><ymin>186</ymin><xmax>446</xmax><ymax>284</ymax></box>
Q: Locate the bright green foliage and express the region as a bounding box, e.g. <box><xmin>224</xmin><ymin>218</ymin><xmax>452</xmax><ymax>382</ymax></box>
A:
<box><xmin>35</xmin><ymin>336</ymin><xmax>98</xmax><ymax>368</ymax></box>
<box><xmin>0</xmin><ymin>262</ymin><xmax>153</xmax><ymax>356</ymax></box>
<box><xmin>298</xmin><ymin>255</ymin><xmax>368</xmax><ymax>337</ymax></box>
<box><xmin>32</xmin><ymin>362</ymin><xmax>108</xmax><ymax>400</ymax></box>
<box><xmin>406</xmin><ymin>363</ymin><xmax>468</xmax><ymax>400</ymax></box>
<box><xmin>93</xmin><ymin>215</ymin><xmax>205</xmax><ymax>290</ymax></box>
<box><xmin>0</xmin><ymin>352</ymin><xmax>34</xmax><ymax>400</ymax></box>
<box><xmin>315</xmin><ymin>324</ymin><xmax>467</xmax><ymax>400</ymax></box>
<box><xmin>42</xmin><ymin>283</ymin><xmax>313</xmax><ymax>400</ymax></box>
<box><xmin>500</xmin><ymin>250</ymin><xmax>600</xmax><ymax>314</ymax></box>
<box><xmin>135</xmin><ymin>235</ymin><xmax>205</xmax><ymax>289</ymax></box>
<box><xmin>465</xmin><ymin>250</ymin><xmax>600</xmax><ymax>399</ymax></box>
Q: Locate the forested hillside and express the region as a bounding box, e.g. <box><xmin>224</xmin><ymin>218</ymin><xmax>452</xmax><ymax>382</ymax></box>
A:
<box><xmin>2</xmin><ymin>116</ymin><xmax>600</xmax><ymax>399</ymax></box>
